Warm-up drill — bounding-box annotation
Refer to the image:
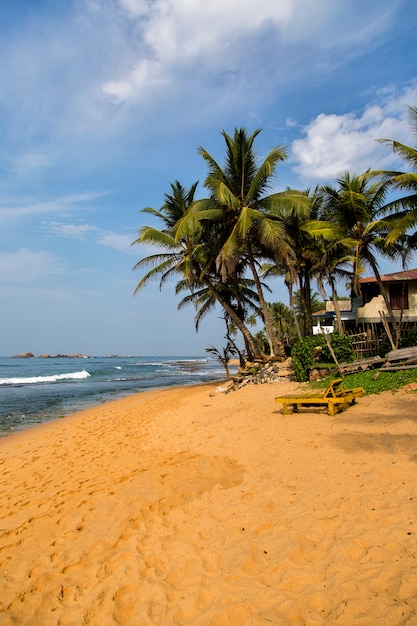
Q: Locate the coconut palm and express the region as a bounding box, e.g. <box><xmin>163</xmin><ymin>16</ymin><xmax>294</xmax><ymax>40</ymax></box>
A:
<box><xmin>313</xmin><ymin>243</ymin><xmax>353</xmax><ymax>335</ymax></box>
<box><xmin>320</xmin><ymin>172</ymin><xmax>410</xmax><ymax>346</ymax></box>
<box><xmin>375</xmin><ymin>105</ymin><xmax>417</xmax><ymax>243</ymax></box>
<box><xmin>260</xmin><ymin>260</ymin><xmax>302</xmax><ymax>340</ymax></box>
<box><xmin>267</xmin><ymin>187</ymin><xmax>339</xmax><ymax>337</ymax></box>
<box><xmin>175</xmin><ymin>128</ymin><xmax>295</xmax><ymax>358</ymax></box>
<box><xmin>132</xmin><ymin>180</ymin><xmax>262</xmax><ymax>359</ymax></box>
<box><xmin>176</xmin><ymin>275</ymin><xmax>261</xmax><ymax>334</ymax></box>
<box><xmin>267</xmin><ymin>301</ymin><xmax>298</xmax><ymax>349</ymax></box>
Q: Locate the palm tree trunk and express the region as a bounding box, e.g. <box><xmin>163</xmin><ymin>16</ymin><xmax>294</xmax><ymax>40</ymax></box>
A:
<box><xmin>329</xmin><ymin>276</ymin><xmax>344</xmax><ymax>334</ymax></box>
<box><xmin>287</xmin><ymin>281</ymin><xmax>302</xmax><ymax>340</ymax></box>
<box><xmin>225</xmin><ymin>326</ymin><xmax>246</xmax><ymax>368</ymax></box>
<box><xmin>299</xmin><ymin>269</ymin><xmax>313</xmax><ymax>337</ymax></box>
<box><xmin>246</xmin><ymin>242</ymin><xmax>283</xmax><ymax>357</ymax></box>
<box><xmin>304</xmin><ymin>272</ymin><xmax>313</xmax><ymax>336</ymax></box>
<box><xmin>368</xmin><ymin>257</ymin><xmax>401</xmax><ymax>348</ymax></box>
<box><xmin>203</xmin><ymin>276</ymin><xmax>261</xmax><ymax>360</ymax></box>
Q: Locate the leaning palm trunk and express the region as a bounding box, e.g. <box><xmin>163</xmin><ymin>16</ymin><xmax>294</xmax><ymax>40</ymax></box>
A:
<box><xmin>287</xmin><ymin>281</ymin><xmax>302</xmax><ymax>340</ymax></box>
<box><xmin>304</xmin><ymin>274</ymin><xmax>313</xmax><ymax>336</ymax></box>
<box><xmin>246</xmin><ymin>242</ymin><xmax>284</xmax><ymax>358</ymax></box>
<box><xmin>329</xmin><ymin>277</ymin><xmax>344</xmax><ymax>334</ymax></box>
<box><xmin>368</xmin><ymin>258</ymin><xmax>401</xmax><ymax>348</ymax></box>
<box><xmin>299</xmin><ymin>269</ymin><xmax>313</xmax><ymax>337</ymax></box>
<box><xmin>202</xmin><ymin>276</ymin><xmax>261</xmax><ymax>361</ymax></box>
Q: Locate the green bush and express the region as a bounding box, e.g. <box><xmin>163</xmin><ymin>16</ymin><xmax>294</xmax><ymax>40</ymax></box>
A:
<box><xmin>291</xmin><ymin>336</ymin><xmax>320</xmax><ymax>382</ymax></box>
<box><xmin>321</xmin><ymin>333</ymin><xmax>354</xmax><ymax>363</ymax></box>
<box><xmin>291</xmin><ymin>333</ymin><xmax>354</xmax><ymax>382</ymax></box>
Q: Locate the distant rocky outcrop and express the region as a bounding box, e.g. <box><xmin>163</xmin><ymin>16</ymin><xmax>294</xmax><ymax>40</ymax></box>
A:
<box><xmin>12</xmin><ymin>352</ymin><xmax>89</xmax><ymax>358</ymax></box>
<box><xmin>38</xmin><ymin>354</ymin><xmax>89</xmax><ymax>359</ymax></box>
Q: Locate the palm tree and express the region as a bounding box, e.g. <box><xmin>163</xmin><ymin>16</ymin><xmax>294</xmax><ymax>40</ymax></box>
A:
<box><xmin>293</xmin><ymin>290</ymin><xmax>325</xmax><ymax>316</ymax></box>
<box><xmin>268</xmin><ymin>188</ymin><xmax>339</xmax><ymax>337</ymax></box>
<box><xmin>132</xmin><ymin>180</ymin><xmax>262</xmax><ymax>359</ymax></box>
<box><xmin>314</xmin><ymin>245</ymin><xmax>353</xmax><ymax>335</ymax></box>
<box><xmin>176</xmin><ymin>275</ymin><xmax>261</xmax><ymax>336</ymax></box>
<box><xmin>175</xmin><ymin>128</ymin><xmax>292</xmax><ymax>358</ymax></box>
<box><xmin>375</xmin><ymin>105</ymin><xmax>417</xmax><ymax>243</ymax></box>
<box><xmin>267</xmin><ymin>301</ymin><xmax>298</xmax><ymax>349</ymax></box>
<box><xmin>309</xmin><ymin>200</ymin><xmax>355</xmax><ymax>335</ymax></box>
<box><xmin>320</xmin><ymin>172</ymin><xmax>410</xmax><ymax>347</ymax></box>
<box><xmin>131</xmin><ymin>181</ymin><xmax>204</xmax><ymax>295</ymax></box>
<box><xmin>141</xmin><ymin>180</ymin><xmax>199</xmax><ymax>230</ymax></box>
<box><xmin>260</xmin><ymin>260</ymin><xmax>302</xmax><ymax>340</ymax></box>
<box><xmin>205</xmin><ymin>343</ymin><xmax>237</xmax><ymax>380</ymax></box>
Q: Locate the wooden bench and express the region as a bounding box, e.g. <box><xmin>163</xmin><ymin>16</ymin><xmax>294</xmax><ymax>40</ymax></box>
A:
<box><xmin>275</xmin><ymin>378</ymin><xmax>363</xmax><ymax>416</ymax></box>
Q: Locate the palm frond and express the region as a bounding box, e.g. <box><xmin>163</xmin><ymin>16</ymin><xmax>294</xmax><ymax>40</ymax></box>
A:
<box><xmin>247</xmin><ymin>146</ymin><xmax>287</xmax><ymax>200</ymax></box>
<box><xmin>133</xmin><ymin>258</ymin><xmax>179</xmax><ymax>293</ymax></box>
<box><xmin>133</xmin><ymin>226</ymin><xmax>178</xmax><ymax>249</ymax></box>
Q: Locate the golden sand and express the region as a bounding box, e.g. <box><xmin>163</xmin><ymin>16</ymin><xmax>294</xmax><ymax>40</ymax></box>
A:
<box><xmin>1</xmin><ymin>380</ymin><xmax>417</xmax><ymax>625</ymax></box>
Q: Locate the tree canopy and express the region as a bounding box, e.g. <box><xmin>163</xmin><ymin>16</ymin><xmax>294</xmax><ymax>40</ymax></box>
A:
<box><xmin>132</xmin><ymin>115</ymin><xmax>417</xmax><ymax>357</ymax></box>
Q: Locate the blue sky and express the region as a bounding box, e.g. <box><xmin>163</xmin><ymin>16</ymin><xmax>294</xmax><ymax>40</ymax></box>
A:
<box><xmin>1</xmin><ymin>0</ymin><xmax>417</xmax><ymax>356</ymax></box>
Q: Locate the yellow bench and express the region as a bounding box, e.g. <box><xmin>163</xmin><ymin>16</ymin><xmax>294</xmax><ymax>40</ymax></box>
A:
<box><xmin>275</xmin><ymin>378</ymin><xmax>363</xmax><ymax>416</ymax></box>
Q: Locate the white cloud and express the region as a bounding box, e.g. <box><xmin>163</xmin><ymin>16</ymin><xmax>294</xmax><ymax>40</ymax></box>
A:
<box><xmin>290</xmin><ymin>84</ymin><xmax>417</xmax><ymax>182</ymax></box>
<box><xmin>9</xmin><ymin>151</ymin><xmax>54</xmax><ymax>177</ymax></box>
<box><xmin>96</xmin><ymin>0</ymin><xmax>398</xmax><ymax>105</ymax></box>
<box><xmin>43</xmin><ymin>222</ymin><xmax>99</xmax><ymax>241</ymax></box>
<box><xmin>0</xmin><ymin>192</ymin><xmax>109</xmax><ymax>223</ymax></box>
<box><xmin>96</xmin><ymin>231</ymin><xmax>136</xmax><ymax>252</ymax></box>
<box><xmin>102</xmin><ymin>59</ymin><xmax>165</xmax><ymax>104</ymax></box>
<box><xmin>0</xmin><ymin>0</ymin><xmax>404</xmax><ymax>178</ymax></box>
<box><xmin>0</xmin><ymin>249</ymin><xmax>68</xmax><ymax>284</ymax></box>
<box><xmin>286</xmin><ymin>118</ymin><xmax>298</xmax><ymax>128</ymax></box>
<box><xmin>117</xmin><ymin>0</ymin><xmax>149</xmax><ymax>17</ymax></box>
<box><xmin>43</xmin><ymin>220</ymin><xmax>137</xmax><ymax>253</ymax></box>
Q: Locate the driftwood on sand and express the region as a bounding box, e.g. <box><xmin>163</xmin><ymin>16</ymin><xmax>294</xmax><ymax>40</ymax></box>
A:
<box><xmin>380</xmin><ymin>346</ymin><xmax>417</xmax><ymax>372</ymax></box>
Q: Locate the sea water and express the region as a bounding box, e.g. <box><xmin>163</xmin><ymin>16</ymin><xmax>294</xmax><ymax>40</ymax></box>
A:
<box><xmin>0</xmin><ymin>356</ymin><xmax>233</xmax><ymax>436</ymax></box>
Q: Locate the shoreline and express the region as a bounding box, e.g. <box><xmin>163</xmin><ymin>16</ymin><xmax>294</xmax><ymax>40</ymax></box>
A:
<box><xmin>0</xmin><ymin>379</ymin><xmax>220</xmax><ymax>441</ymax></box>
<box><xmin>0</xmin><ymin>355</ymin><xmax>230</xmax><ymax>439</ymax></box>
<box><xmin>1</xmin><ymin>380</ymin><xmax>417</xmax><ymax>624</ymax></box>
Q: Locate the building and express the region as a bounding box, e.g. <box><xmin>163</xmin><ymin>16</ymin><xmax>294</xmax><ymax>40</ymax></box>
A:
<box><xmin>356</xmin><ymin>268</ymin><xmax>417</xmax><ymax>326</ymax></box>
<box><xmin>313</xmin><ymin>268</ymin><xmax>417</xmax><ymax>335</ymax></box>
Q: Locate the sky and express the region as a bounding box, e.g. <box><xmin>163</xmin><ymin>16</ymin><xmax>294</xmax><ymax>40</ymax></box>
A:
<box><xmin>1</xmin><ymin>0</ymin><xmax>417</xmax><ymax>357</ymax></box>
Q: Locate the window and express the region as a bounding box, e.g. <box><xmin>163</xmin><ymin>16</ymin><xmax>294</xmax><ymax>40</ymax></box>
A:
<box><xmin>389</xmin><ymin>282</ymin><xmax>409</xmax><ymax>310</ymax></box>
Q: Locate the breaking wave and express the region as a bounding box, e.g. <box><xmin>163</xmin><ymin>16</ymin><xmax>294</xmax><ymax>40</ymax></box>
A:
<box><xmin>0</xmin><ymin>370</ymin><xmax>91</xmax><ymax>386</ymax></box>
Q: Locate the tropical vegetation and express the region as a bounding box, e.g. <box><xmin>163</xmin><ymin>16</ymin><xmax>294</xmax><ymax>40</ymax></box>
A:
<box><xmin>310</xmin><ymin>368</ymin><xmax>417</xmax><ymax>397</ymax></box>
<box><xmin>132</xmin><ymin>108</ymin><xmax>417</xmax><ymax>362</ymax></box>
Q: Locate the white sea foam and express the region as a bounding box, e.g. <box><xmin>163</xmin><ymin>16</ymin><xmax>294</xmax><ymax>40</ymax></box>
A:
<box><xmin>0</xmin><ymin>370</ymin><xmax>91</xmax><ymax>385</ymax></box>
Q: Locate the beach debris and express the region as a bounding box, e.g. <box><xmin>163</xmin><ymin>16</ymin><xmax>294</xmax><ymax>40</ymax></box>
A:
<box><xmin>226</xmin><ymin>358</ymin><xmax>295</xmax><ymax>391</ymax></box>
<box><xmin>380</xmin><ymin>346</ymin><xmax>417</xmax><ymax>372</ymax></box>
<box><xmin>337</xmin><ymin>355</ymin><xmax>385</xmax><ymax>374</ymax></box>
<box><xmin>215</xmin><ymin>380</ymin><xmax>235</xmax><ymax>393</ymax></box>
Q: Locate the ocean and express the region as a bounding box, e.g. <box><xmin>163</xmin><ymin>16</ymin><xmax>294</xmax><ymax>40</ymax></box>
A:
<box><xmin>0</xmin><ymin>356</ymin><xmax>233</xmax><ymax>437</ymax></box>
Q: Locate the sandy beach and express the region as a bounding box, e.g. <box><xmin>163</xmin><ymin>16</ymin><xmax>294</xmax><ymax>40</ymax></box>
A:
<box><xmin>1</xmin><ymin>379</ymin><xmax>417</xmax><ymax>625</ymax></box>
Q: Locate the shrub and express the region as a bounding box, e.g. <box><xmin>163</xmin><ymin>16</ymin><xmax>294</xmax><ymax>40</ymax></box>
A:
<box><xmin>291</xmin><ymin>336</ymin><xmax>320</xmax><ymax>382</ymax></box>
<box><xmin>321</xmin><ymin>333</ymin><xmax>354</xmax><ymax>363</ymax></box>
<box><xmin>291</xmin><ymin>333</ymin><xmax>354</xmax><ymax>382</ymax></box>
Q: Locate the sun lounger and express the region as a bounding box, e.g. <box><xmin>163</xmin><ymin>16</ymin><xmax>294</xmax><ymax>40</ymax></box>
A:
<box><xmin>275</xmin><ymin>378</ymin><xmax>363</xmax><ymax>416</ymax></box>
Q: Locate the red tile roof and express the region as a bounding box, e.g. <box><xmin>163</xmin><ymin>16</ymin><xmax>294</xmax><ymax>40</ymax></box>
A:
<box><xmin>359</xmin><ymin>268</ymin><xmax>417</xmax><ymax>284</ymax></box>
